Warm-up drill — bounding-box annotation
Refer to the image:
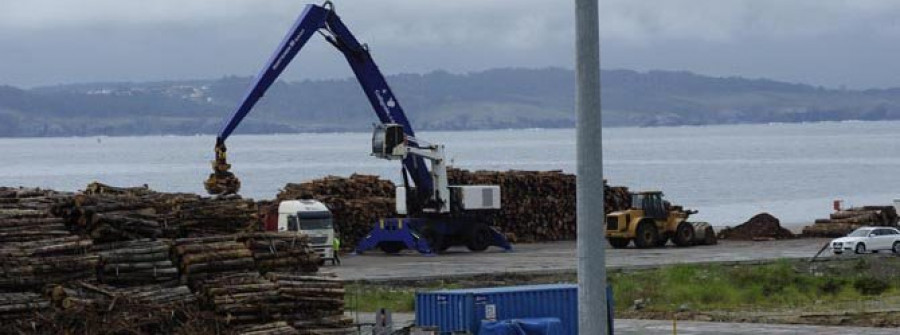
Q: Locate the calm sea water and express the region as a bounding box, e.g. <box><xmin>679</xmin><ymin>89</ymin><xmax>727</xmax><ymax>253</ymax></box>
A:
<box><xmin>3</xmin><ymin>121</ymin><xmax>900</xmax><ymax>226</ymax></box>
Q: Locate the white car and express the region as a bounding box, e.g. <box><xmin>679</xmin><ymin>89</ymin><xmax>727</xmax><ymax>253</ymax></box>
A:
<box><xmin>831</xmin><ymin>227</ymin><xmax>900</xmax><ymax>254</ymax></box>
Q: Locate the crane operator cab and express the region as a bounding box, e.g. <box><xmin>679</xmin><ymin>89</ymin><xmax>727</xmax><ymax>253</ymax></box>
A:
<box><xmin>276</xmin><ymin>200</ymin><xmax>335</xmax><ymax>264</ymax></box>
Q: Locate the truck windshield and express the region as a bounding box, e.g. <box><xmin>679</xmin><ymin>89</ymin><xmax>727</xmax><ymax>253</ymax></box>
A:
<box><xmin>300</xmin><ymin>218</ymin><xmax>333</xmax><ymax>230</ymax></box>
<box><xmin>297</xmin><ymin>210</ymin><xmax>333</xmax><ymax>230</ymax></box>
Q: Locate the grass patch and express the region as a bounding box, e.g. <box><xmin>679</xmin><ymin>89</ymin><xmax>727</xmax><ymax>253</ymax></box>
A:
<box><xmin>610</xmin><ymin>260</ymin><xmax>900</xmax><ymax>312</ymax></box>
<box><xmin>345</xmin><ymin>259</ymin><xmax>900</xmax><ymax>313</ymax></box>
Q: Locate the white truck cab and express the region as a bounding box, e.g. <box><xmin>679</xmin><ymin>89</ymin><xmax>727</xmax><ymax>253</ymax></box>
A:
<box><xmin>277</xmin><ymin>200</ymin><xmax>335</xmax><ymax>263</ymax></box>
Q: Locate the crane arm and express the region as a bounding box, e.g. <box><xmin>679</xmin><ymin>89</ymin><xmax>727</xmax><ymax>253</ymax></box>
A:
<box><xmin>206</xmin><ymin>2</ymin><xmax>434</xmax><ymax>201</ymax></box>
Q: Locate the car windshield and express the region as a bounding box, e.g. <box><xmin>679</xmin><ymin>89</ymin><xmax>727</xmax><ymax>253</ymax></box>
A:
<box><xmin>848</xmin><ymin>229</ymin><xmax>873</xmax><ymax>237</ymax></box>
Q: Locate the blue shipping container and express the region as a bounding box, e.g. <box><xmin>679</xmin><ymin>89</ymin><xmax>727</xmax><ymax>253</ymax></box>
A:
<box><xmin>415</xmin><ymin>284</ymin><xmax>577</xmax><ymax>335</ymax></box>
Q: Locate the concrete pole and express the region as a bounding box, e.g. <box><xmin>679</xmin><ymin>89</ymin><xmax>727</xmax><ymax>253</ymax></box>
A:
<box><xmin>575</xmin><ymin>0</ymin><xmax>607</xmax><ymax>334</ymax></box>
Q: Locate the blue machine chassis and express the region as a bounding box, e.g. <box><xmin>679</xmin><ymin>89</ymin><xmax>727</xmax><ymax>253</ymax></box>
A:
<box><xmin>355</xmin><ymin>218</ymin><xmax>512</xmax><ymax>255</ymax></box>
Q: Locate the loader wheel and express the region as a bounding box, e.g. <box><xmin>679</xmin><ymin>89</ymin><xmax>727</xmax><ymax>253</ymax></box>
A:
<box><xmin>466</xmin><ymin>225</ymin><xmax>492</xmax><ymax>252</ymax></box>
<box><xmin>656</xmin><ymin>234</ymin><xmax>669</xmax><ymax>247</ymax></box>
<box><xmin>608</xmin><ymin>238</ymin><xmax>630</xmax><ymax>249</ymax></box>
<box><xmin>378</xmin><ymin>242</ymin><xmax>405</xmax><ymax>254</ymax></box>
<box><xmin>703</xmin><ymin>226</ymin><xmax>717</xmax><ymax>245</ymax></box>
<box><xmin>634</xmin><ymin>221</ymin><xmax>659</xmax><ymax>249</ymax></box>
<box><xmin>673</xmin><ymin>223</ymin><xmax>695</xmax><ymax>247</ymax></box>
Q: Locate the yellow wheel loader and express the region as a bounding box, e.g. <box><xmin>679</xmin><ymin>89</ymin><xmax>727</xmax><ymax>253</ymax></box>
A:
<box><xmin>605</xmin><ymin>191</ymin><xmax>716</xmax><ymax>249</ymax></box>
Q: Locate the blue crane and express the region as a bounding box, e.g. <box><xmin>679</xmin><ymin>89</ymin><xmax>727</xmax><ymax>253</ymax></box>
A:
<box><xmin>205</xmin><ymin>2</ymin><xmax>510</xmax><ymax>254</ymax></box>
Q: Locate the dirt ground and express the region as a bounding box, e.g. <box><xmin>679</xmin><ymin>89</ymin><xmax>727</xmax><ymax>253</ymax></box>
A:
<box><xmin>330</xmin><ymin>238</ymin><xmax>833</xmax><ymax>281</ymax></box>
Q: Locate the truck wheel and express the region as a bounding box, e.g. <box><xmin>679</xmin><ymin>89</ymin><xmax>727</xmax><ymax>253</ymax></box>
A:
<box><xmin>466</xmin><ymin>225</ymin><xmax>492</xmax><ymax>252</ymax></box>
<box><xmin>634</xmin><ymin>221</ymin><xmax>659</xmax><ymax>249</ymax></box>
<box><xmin>608</xmin><ymin>238</ymin><xmax>630</xmax><ymax>249</ymax></box>
<box><xmin>673</xmin><ymin>222</ymin><xmax>695</xmax><ymax>247</ymax></box>
<box><xmin>378</xmin><ymin>242</ymin><xmax>405</xmax><ymax>254</ymax></box>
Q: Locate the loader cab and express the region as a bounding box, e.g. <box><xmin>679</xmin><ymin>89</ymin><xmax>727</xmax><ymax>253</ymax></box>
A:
<box><xmin>632</xmin><ymin>191</ymin><xmax>667</xmax><ymax>219</ymax></box>
<box><xmin>276</xmin><ymin>200</ymin><xmax>335</xmax><ymax>262</ymax></box>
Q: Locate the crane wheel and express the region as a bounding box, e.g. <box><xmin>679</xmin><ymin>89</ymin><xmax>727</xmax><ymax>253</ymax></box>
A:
<box><xmin>465</xmin><ymin>225</ymin><xmax>492</xmax><ymax>252</ymax></box>
<box><xmin>378</xmin><ymin>242</ymin><xmax>405</xmax><ymax>254</ymax></box>
<box><xmin>608</xmin><ymin>238</ymin><xmax>630</xmax><ymax>249</ymax></box>
<box><xmin>673</xmin><ymin>222</ymin><xmax>696</xmax><ymax>247</ymax></box>
<box><xmin>634</xmin><ymin>221</ymin><xmax>659</xmax><ymax>249</ymax></box>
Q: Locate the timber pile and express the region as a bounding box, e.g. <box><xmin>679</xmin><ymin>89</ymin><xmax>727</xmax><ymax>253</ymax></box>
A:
<box><xmin>265</xmin><ymin>273</ymin><xmax>352</xmax><ymax>334</ymax></box>
<box><xmin>239</xmin><ymin>232</ymin><xmax>320</xmax><ymax>274</ymax></box>
<box><xmin>447</xmin><ymin>168</ymin><xmax>635</xmax><ymax>242</ymax></box>
<box><xmin>53</xmin><ymin>182</ymin><xmax>258</xmax><ymax>241</ymax></box>
<box><xmin>0</xmin><ymin>236</ymin><xmax>97</xmax><ymax>291</ymax></box>
<box><xmin>0</xmin><ymin>188</ymin><xmax>73</xmax><ymax>243</ymax></box>
<box><xmin>277</xmin><ymin>175</ymin><xmax>396</xmax><ymax>249</ymax></box>
<box><xmin>717</xmin><ymin>213</ymin><xmax>795</xmax><ymax>240</ymax></box>
<box><xmin>446</xmin><ymin>168</ymin><xmax>572</xmax><ymax>242</ymax></box>
<box><xmin>48</xmin><ymin>281</ymin><xmax>196</xmax><ymax>310</ymax></box>
<box><xmin>43</xmin><ymin>281</ymin><xmax>208</xmax><ymax>334</ymax></box>
<box><xmin>173</xmin><ymin>236</ymin><xmax>256</xmax><ymax>286</ymax></box>
<box><xmin>0</xmin><ymin>292</ymin><xmax>50</xmax><ymax>320</ymax></box>
<box><xmin>803</xmin><ymin>206</ymin><xmax>900</xmax><ymax>238</ymax></box>
<box><xmin>94</xmin><ymin>239</ymin><xmax>178</xmax><ymax>286</ymax></box>
<box><xmin>194</xmin><ymin>272</ymin><xmax>281</xmax><ymax>325</ymax></box>
<box><xmin>236</xmin><ymin>321</ymin><xmax>300</xmax><ymax>335</ymax></box>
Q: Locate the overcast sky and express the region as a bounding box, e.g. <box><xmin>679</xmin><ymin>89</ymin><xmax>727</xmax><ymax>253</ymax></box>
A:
<box><xmin>2</xmin><ymin>0</ymin><xmax>900</xmax><ymax>89</ymax></box>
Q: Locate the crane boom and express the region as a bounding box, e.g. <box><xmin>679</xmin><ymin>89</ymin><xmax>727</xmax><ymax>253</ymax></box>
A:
<box><xmin>206</xmin><ymin>2</ymin><xmax>433</xmax><ymax>201</ymax></box>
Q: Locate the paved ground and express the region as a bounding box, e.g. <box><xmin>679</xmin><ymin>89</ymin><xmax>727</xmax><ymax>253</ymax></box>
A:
<box><xmin>329</xmin><ymin>238</ymin><xmax>833</xmax><ymax>281</ymax></box>
<box><xmin>351</xmin><ymin>312</ymin><xmax>899</xmax><ymax>334</ymax></box>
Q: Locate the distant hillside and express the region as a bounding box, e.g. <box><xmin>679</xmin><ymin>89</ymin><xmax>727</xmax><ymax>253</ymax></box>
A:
<box><xmin>3</xmin><ymin>68</ymin><xmax>900</xmax><ymax>137</ymax></box>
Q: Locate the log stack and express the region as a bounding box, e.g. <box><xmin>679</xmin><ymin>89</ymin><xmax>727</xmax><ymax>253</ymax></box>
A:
<box><xmin>265</xmin><ymin>273</ymin><xmax>352</xmax><ymax>334</ymax></box>
<box><xmin>170</xmin><ymin>194</ymin><xmax>258</xmax><ymax>237</ymax></box>
<box><xmin>45</xmin><ymin>281</ymin><xmax>205</xmax><ymax>334</ymax></box>
<box><xmin>0</xmin><ymin>187</ymin><xmax>73</xmax><ymax>243</ymax></box>
<box><xmin>94</xmin><ymin>239</ymin><xmax>179</xmax><ymax>286</ymax></box>
<box><xmin>0</xmin><ymin>236</ymin><xmax>97</xmax><ymax>291</ymax></box>
<box><xmin>803</xmin><ymin>206</ymin><xmax>900</xmax><ymax>237</ymax></box>
<box><xmin>277</xmin><ymin>175</ymin><xmax>396</xmax><ymax>249</ymax></box>
<box><xmin>447</xmin><ymin>168</ymin><xmax>576</xmax><ymax>242</ymax></box>
<box><xmin>0</xmin><ymin>292</ymin><xmax>50</xmax><ymax>320</ymax></box>
<box><xmin>239</xmin><ymin>232</ymin><xmax>320</xmax><ymax>274</ymax></box>
<box><xmin>194</xmin><ymin>272</ymin><xmax>282</xmax><ymax>325</ymax></box>
<box><xmin>53</xmin><ymin>182</ymin><xmax>258</xmax><ymax>241</ymax></box>
<box><xmin>236</xmin><ymin>321</ymin><xmax>300</xmax><ymax>335</ymax></box>
<box><xmin>173</xmin><ymin>236</ymin><xmax>256</xmax><ymax>287</ymax></box>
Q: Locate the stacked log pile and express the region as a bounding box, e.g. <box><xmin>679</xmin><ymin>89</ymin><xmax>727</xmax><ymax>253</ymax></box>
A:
<box><xmin>239</xmin><ymin>232</ymin><xmax>320</xmax><ymax>274</ymax></box>
<box><xmin>0</xmin><ymin>236</ymin><xmax>97</xmax><ymax>291</ymax></box>
<box><xmin>94</xmin><ymin>239</ymin><xmax>178</xmax><ymax>286</ymax></box>
<box><xmin>803</xmin><ymin>206</ymin><xmax>900</xmax><ymax>237</ymax></box>
<box><xmin>277</xmin><ymin>174</ymin><xmax>396</xmax><ymax>249</ymax></box>
<box><xmin>173</xmin><ymin>236</ymin><xmax>256</xmax><ymax>286</ymax></box>
<box><xmin>0</xmin><ymin>292</ymin><xmax>50</xmax><ymax>320</ymax></box>
<box><xmin>717</xmin><ymin>213</ymin><xmax>795</xmax><ymax>240</ymax></box>
<box><xmin>0</xmin><ymin>188</ymin><xmax>73</xmax><ymax>243</ymax></box>
<box><xmin>236</xmin><ymin>321</ymin><xmax>300</xmax><ymax>335</ymax></box>
<box><xmin>52</xmin><ymin>182</ymin><xmax>258</xmax><ymax>241</ymax></box>
<box><xmin>44</xmin><ymin>281</ymin><xmax>206</xmax><ymax>334</ymax></box>
<box><xmin>265</xmin><ymin>273</ymin><xmax>352</xmax><ymax>334</ymax></box>
<box><xmin>194</xmin><ymin>272</ymin><xmax>282</xmax><ymax>325</ymax></box>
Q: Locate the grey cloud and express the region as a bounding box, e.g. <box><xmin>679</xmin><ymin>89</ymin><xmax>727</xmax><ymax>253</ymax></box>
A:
<box><xmin>1</xmin><ymin>0</ymin><xmax>899</xmax><ymax>88</ymax></box>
